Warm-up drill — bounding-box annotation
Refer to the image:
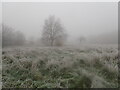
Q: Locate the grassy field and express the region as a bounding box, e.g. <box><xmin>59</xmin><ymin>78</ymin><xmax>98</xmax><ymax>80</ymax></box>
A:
<box><xmin>2</xmin><ymin>46</ymin><xmax>118</xmax><ymax>88</ymax></box>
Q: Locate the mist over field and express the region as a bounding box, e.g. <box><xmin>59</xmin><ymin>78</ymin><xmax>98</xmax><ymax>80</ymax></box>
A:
<box><xmin>1</xmin><ymin>2</ymin><xmax>119</xmax><ymax>88</ymax></box>
<box><xmin>2</xmin><ymin>2</ymin><xmax>118</xmax><ymax>46</ymax></box>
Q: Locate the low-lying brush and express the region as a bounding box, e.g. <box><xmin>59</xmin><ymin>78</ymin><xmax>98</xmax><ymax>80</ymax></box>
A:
<box><xmin>2</xmin><ymin>46</ymin><xmax>118</xmax><ymax>88</ymax></box>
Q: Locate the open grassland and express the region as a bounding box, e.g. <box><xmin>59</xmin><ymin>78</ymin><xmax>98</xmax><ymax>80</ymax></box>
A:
<box><xmin>2</xmin><ymin>46</ymin><xmax>118</xmax><ymax>88</ymax></box>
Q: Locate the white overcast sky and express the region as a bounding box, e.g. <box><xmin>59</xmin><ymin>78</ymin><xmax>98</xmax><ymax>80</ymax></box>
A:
<box><xmin>2</xmin><ymin>2</ymin><xmax>118</xmax><ymax>39</ymax></box>
<box><xmin>0</xmin><ymin>2</ymin><xmax>2</xmax><ymax>24</ymax></box>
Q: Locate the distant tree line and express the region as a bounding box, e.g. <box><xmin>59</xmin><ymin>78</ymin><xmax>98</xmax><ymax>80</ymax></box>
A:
<box><xmin>2</xmin><ymin>24</ymin><xmax>26</xmax><ymax>47</ymax></box>
<box><xmin>2</xmin><ymin>15</ymin><xmax>88</xmax><ymax>47</ymax></box>
<box><xmin>0</xmin><ymin>25</ymin><xmax>1</xmax><ymax>48</ymax></box>
<box><xmin>2</xmin><ymin>15</ymin><xmax>68</xmax><ymax>47</ymax></box>
<box><xmin>3</xmin><ymin>15</ymin><xmax>116</xmax><ymax>47</ymax></box>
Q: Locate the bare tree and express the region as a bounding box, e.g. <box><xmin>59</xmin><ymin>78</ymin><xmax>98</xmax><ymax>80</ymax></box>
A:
<box><xmin>41</xmin><ymin>15</ymin><xmax>67</xmax><ymax>46</ymax></box>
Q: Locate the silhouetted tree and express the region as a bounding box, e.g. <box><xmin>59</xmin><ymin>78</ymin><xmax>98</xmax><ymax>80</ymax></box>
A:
<box><xmin>41</xmin><ymin>15</ymin><xmax>67</xmax><ymax>46</ymax></box>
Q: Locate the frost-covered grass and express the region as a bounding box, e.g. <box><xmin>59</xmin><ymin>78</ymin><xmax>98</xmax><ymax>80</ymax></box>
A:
<box><xmin>2</xmin><ymin>46</ymin><xmax>118</xmax><ymax>88</ymax></box>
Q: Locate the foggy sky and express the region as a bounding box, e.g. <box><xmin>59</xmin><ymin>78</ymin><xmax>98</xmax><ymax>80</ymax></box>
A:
<box><xmin>0</xmin><ymin>3</ymin><xmax>2</xmax><ymax>24</ymax></box>
<box><xmin>2</xmin><ymin>2</ymin><xmax>118</xmax><ymax>40</ymax></box>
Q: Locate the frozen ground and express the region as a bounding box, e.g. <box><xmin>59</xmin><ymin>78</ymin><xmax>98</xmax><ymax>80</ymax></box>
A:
<box><xmin>2</xmin><ymin>45</ymin><xmax>118</xmax><ymax>88</ymax></box>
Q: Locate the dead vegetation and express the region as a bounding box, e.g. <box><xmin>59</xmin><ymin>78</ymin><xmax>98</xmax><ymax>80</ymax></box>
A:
<box><xmin>2</xmin><ymin>46</ymin><xmax>118</xmax><ymax>88</ymax></box>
